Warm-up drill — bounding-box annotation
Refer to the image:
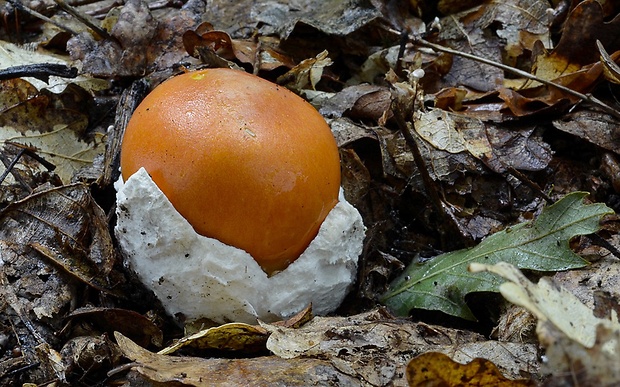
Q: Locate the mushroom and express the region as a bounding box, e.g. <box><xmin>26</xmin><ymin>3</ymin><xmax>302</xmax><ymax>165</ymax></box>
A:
<box><xmin>115</xmin><ymin>68</ymin><xmax>364</xmax><ymax>324</ymax></box>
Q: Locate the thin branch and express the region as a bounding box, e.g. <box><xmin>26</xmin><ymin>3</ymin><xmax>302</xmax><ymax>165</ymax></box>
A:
<box><xmin>6</xmin><ymin>0</ymin><xmax>79</xmax><ymax>35</ymax></box>
<box><xmin>53</xmin><ymin>0</ymin><xmax>112</xmax><ymax>40</ymax></box>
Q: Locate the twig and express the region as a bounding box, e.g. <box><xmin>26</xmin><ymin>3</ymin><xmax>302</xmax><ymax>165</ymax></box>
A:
<box><xmin>0</xmin><ymin>148</ymin><xmax>26</xmax><ymax>185</ymax></box>
<box><xmin>0</xmin><ymin>64</ymin><xmax>78</xmax><ymax>82</ymax></box>
<box><xmin>53</xmin><ymin>0</ymin><xmax>112</xmax><ymax>40</ymax></box>
<box><xmin>5</xmin><ymin>0</ymin><xmax>79</xmax><ymax>35</ymax></box>
<box><xmin>388</xmin><ymin>27</ymin><xmax>620</xmax><ymax>120</ymax></box>
<box><xmin>391</xmin><ymin>100</ymin><xmax>469</xmax><ymax>249</ymax></box>
<box><xmin>507</xmin><ymin>167</ymin><xmax>552</xmax><ymax>204</ymax></box>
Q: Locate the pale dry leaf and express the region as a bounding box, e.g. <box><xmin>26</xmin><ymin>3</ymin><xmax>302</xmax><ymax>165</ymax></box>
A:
<box><xmin>414</xmin><ymin>109</ymin><xmax>493</xmax><ymax>159</ymax></box>
<box><xmin>414</xmin><ymin>109</ymin><xmax>467</xmax><ymax>154</ymax></box>
<box><xmin>540</xmin><ymin>322</ymin><xmax>620</xmax><ymax>386</ymax></box>
<box><xmin>469</xmin><ymin>262</ymin><xmax>620</xmax><ymax>348</ymax></box>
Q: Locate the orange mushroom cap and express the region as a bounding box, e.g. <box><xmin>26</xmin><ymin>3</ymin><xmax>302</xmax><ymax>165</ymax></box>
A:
<box><xmin>120</xmin><ymin>68</ymin><xmax>341</xmax><ymax>274</ymax></box>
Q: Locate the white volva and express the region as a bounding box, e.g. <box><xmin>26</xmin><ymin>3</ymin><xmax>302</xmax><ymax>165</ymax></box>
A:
<box><xmin>115</xmin><ymin>168</ymin><xmax>365</xmax><ymax>324</ymax></box>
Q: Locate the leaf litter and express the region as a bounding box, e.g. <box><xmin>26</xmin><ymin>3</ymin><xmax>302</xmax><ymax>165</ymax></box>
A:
<box><xmin>1</xmin><ymin>0</ymin><xmax>620</xmax><ymax>385</ymax></box>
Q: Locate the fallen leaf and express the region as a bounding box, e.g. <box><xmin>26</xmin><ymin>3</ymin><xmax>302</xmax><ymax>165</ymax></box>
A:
<box><xmin>539</xmin><ymin>322</ymin><xmax>620</xmax><ymax>386</ymax></box>
<box><xmin>0</xmin><ymin>41</ymin><xmax>107</xmax><ymax>93</ymax></box>
<box><xmin>532</xmin><ymin>0</ymin><xmax>620</xmax><ymax>80</ymax></box>
<box><xmin>183</xmin><ymin>23</ymin><xmax>295</xmax><ymax>72</ymax></box>
<box><xmin>320</xmin><ymin>84</ymin><xmax>392</xmax><ymax>121</ymax></box>
<box><xmin>252</xmin><ymin>0</ymin><xmax>382</xmax><ymax>40</ymax></box>
<box><xmin>597</xmin><ymin>40</ymin><xmax>620</xmax><ymax>84</ymax></box>
<box><xmin>277</xmin><ymin>50</ymin><xmax>332</xmax><ymax>92</ymax></box>
<box><xmin>68</xmin><ymin>307</ymin><xmax>163</xmax><ymax>348</ymax></box>
<box><xmin>552</xmin><ymin>110</ymin><xmax>620</xmax><ymax>154</ymax></box>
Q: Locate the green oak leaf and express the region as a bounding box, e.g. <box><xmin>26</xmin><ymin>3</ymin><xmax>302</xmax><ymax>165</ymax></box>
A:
<box><xmin>381</xmin><ymin>192</ymin><xmax>614</xmax><ymax>320</ymax></box>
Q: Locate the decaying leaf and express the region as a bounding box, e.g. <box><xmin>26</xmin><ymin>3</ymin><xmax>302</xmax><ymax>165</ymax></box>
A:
<box><xmin>60</xmin><ymin>334</ymin><xmax>123</xmax><ymax>378</ymax></box>
<box><xmin>0</xmin><ymin>184</ymin><xmax>119</xmax><ymax>294</ymax></box>
<box><xmin>539</xmin><ymin>322</ymin><xmax>620</xmax><ymax>386</ymax></box>
<box><xmin>158</xmin><ymin>301</ymin><xmax>309</xmax><ymax>355</ymax></box>
<box><xmin>406</xmin><ymin>352</ymin><xmax>534</xmax><ymax>387</ymax></box>
<box><xmin>320</xmin><ymin>84</ymin><xmax>392</xmax><ymax>121</ymax></box>
<box><xmin>426</xmin><ymin>0</ymin><xmax>620</xmax><ymax>119</ymax></box>
<box><xmin>66</xmin><ymin>0</ymin><xmax>202</xmax><ymax>77</ymax></box>
<box><xmin>470</xmin><ymin>262</ymin><xmax>620</xmax><ymax>385</ymax></box>
<box><xmin>552</xmin><ymin>110</ymin><xmax>620</xmax><ymax>155</ymax></box>
<box><xmin>252</xmin><ymin>0</ymin><xmax>382</xmax><ymax>40</ymax></box>
<box><xmin>382</xmin><ymin>192</ymin><xmax>613</xmax><ymax>320</ymax></box>
<box><xmin>531</xmin><ymin>0</ymin><xmax>620</xmax><ymax>81</ymax></box>
<box><xmin>0</xmin><ymin>41</ymin><xmax>108</xmax><ymax>93</ymax></box>
<box><xmin>597</xmin><ymin>39</ymin><xmax>620</xmax><ymax>85</ymax></box>
<box><xmin>0</xmin><ymin>244</ymin><xmax>71</xmax><ymax>383</ymax></box>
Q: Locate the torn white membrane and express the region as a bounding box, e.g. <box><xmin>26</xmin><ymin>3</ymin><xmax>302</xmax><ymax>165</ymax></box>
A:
<box><xmin>115</xmin><ymin>168</ymin><xmax>364</xmax><ymax>324</ymax></box>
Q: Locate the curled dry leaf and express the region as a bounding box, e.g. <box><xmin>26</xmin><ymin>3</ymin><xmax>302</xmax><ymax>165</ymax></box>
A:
<box><xmin>320</xmin><ymin>84</ymin><xmax>393</xmax><ymax>122</ymax></box>
<box><xmin>159</xmin><ymin>323</ymin><xmax>269</xmax><ymax>355</ymax></box>
<box><xmin>277</xmin><ymin>50</ymin><xmax>332</xmax><ymax>92</ymax></box>
<box><xmin>469</xmin><ymin>262</ymin><xmax>620</xmax><ymax>348</ymax></box>
<box><xmin>598</xmin><ymin>40</ymin><xmax>620</xmax><ymax>84</ymax></box>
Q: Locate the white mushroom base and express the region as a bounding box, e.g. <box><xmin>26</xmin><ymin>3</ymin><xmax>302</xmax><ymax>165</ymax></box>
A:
<box><xmin>115</xmin><ymin>168</ymin><xmax>365</xmax><ymax>324</ymax></box>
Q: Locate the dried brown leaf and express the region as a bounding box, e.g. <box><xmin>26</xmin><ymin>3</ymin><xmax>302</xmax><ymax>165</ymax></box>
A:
<box><xmin>406</xmin><ymin>352</ymin><xmax>535</xmax><ymax>386</ymax></box>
